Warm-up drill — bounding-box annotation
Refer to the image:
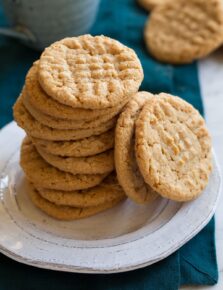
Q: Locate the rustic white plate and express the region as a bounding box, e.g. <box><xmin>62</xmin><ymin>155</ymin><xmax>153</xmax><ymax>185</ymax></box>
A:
<box><xmin>0</xmin><ymin>122</ymin><xmax>221</xmax><ymax>273</ymax></box>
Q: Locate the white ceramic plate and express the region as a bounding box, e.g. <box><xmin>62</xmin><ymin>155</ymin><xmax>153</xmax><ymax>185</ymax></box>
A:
<box><xmin>0</xmin><ymin>122</ymin><xmax>221</xmax><ymax>273</ymax></box>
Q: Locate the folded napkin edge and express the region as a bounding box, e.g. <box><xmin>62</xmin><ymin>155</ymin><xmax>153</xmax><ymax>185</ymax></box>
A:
<box><xmin>181</xmin><ymin>255</ymin><xmax>218</xmax><ymax>285</ymax></box>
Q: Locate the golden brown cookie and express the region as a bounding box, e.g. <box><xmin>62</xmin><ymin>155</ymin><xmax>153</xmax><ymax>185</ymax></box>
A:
<box><xmin>20</xmin><ymin>137</ymin><xmax>107</xmax><ymax>191</ymax></box>
<box><xmin>31</xmin><ymin>129</ymin><xmax>114</xmax><ymax>157</ymax></box>
<box><xmin>138</xmin><ymin>0</ymin><xmax>169</xmax><ymax>11</ymax></box>
<box><xmin>135</xmin><ymin>93</ymin><xmax>212</xmax><ymax>201</ymax></box>
<box><xmin>23</xmin><ymin>89</ymin><xmax>120</xmax><ymax>130</ymax></box>
<box><xmin>36</xmin><ymin>174</ymin><xmax>125</xmax><ymax>208</ymax></box>
<box><xmin>38</xmin><ymin>35</ymin><xmax>143</xmax><ymax>109</ymax></box>
<box><xmin>25</xmin><ymin>61</ymin><xmax>128</xmax><ymax>120</ymax></box>
<box><xmin>13</xmin><ymin>96</ymin><xmax>116</xmax><ymax>141</ymax></box>
<box><xmin>28</xmin><ymin>185</ymin><xmax>125</xmax><ymax>220</ymax></box>
<box><xmin>25</xmin><ymin>63</ymin><xmax>129</xmax><ymax>121</ymax></box>
<box><xmin>36</xmin><ymin>145</ymin><xmax>114</xmax><ymax>175</ymax></box>
<box><xmin>145</xmin><ymin>0</ymin><xmax>223</xmax><ymax>64</ymax></box>
<box><xmin>115</xmin><ymin>92</ymin><xmax>158</xmax><ymax>204</ymax></box>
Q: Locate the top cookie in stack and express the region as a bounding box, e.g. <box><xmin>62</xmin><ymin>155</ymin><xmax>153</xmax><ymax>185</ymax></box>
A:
<box><xmin>13</xmin><ymin>35</ymin><xmax>144</xmax><ymax>220</ymax></box>
<box><xmin>38</xmin><ymin>35</ymin><xmax>143</xmax><ymax>109</ymax></box>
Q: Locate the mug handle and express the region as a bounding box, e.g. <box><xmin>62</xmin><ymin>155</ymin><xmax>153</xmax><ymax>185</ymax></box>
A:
<box><xmin>0</xmin><ymin>24</ymin><xmax>35</xmax><ymax>43</ymax></box>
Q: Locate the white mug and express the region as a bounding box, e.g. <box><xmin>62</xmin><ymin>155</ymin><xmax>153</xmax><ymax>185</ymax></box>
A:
<box><xmin>0</xmin><ymin>0</ymin><xmax>100</xmax><ymax>50</ymax></box>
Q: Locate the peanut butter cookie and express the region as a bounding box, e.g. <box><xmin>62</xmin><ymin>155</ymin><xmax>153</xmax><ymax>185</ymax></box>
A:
<box><xmin>145</xmin><ymin>0</ymin><xmax>223</xmax><ymax>64</ymax></box>
<box><xmin>23</xmin><ymin>89</ymin><xmax>120</xmax><ymax>130</ymax></box>
<box><xmin>135</xmin><ymin>93</ymin><xmax>212</xmax><ymax>201</ymax></box>
<box><xmin>25</xmin><ymin>64</ymin><xmax>128</xmax><ymax>121</ymax></box>
<box><xmin>115</xmin><ymin>92</ymin><xmax>158</xmax><ymax>204</ymax></box>
<box><xmin>31</xmin><ymin>129</ymin><xmax>114</xmax><ymax>157</ymax></box>
<box><xmin>20</xmin><ymin>137</ymin><xmax>108</xmax><ymax>191</ymax></box>
<box><xmin>36</xmin><ymin>146</ymin><xmax>114</xmax><ymax>175</ymax></box>
<box><xmin>28</xmin><ymin>185</ymin><xmax>125</xmax><ymax>220</ymax></box>
<box><xmin>13</xmin><ymin>96</ymin><xmax>116</xmax><ymax>141</ymax></box>
<box><xmin>38</xmin><ymin>35</ymin><xmax>143</xmax><ymax>109</ymax></box>
<box><xmin>36</xmin><ymin>174</ymin><xmax>125</xmax><ymax>208</ymax></box>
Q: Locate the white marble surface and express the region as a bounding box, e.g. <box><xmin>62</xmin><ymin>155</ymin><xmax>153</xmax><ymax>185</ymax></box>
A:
<box><xmin>181</xmin><ymin>50</ymin><xmax>223</xmax><ymax>289</ymax></box>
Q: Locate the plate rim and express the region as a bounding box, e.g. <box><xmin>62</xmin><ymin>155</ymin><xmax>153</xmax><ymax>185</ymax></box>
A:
<box><xmin>0</xmin><ymin>122</ymin><xmax>222</xmax><ymax>274</ymax></box>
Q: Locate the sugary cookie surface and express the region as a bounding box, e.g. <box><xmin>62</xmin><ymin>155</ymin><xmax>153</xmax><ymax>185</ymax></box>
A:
<box><xmin>38</xmin><ymin>35</ymin><xmax>143</xmax><ymax>109</ymax></box>
<box><xmin>25</xmin><ymin>63</ymin><xmax>128</xmax><ymax>121</ymax></box>
<box><xmin>135</xmin><ymin>93</ymin><xmax>212</xmax><ymax>201</ymax></box>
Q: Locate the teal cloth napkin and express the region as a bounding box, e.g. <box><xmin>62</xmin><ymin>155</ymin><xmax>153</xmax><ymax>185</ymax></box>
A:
<box><xmin>0</xmin><ymin>0</ymin><xmax>218</xmax><ymax>289</ymax></box>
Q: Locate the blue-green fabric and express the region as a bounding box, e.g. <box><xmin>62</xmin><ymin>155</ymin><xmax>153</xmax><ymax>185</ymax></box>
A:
<box><xmin>0</xmin><ymin>0</ymin><xmax>218</xmax><ymax>289</ymax></box>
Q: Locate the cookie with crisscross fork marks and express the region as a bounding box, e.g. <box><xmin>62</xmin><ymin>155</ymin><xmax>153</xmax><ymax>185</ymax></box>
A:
<box><xmin>135</xmin><ymin>93</ymin><xmax>212</xmax><ymax>201</ymax></box>
<box><xmin>145</xmin><ymin>0</ymin><xmax>223</xmax><ymax>64</ymax></box>
<box><xmin>38</xmin><ymin>35</ymin><xmax>143</xmax><ymax>109</ymax></box>
<box><xmin>25</xmin><ymin>63</ymin><xmax>128</xmax><ymax>121</ymax></box>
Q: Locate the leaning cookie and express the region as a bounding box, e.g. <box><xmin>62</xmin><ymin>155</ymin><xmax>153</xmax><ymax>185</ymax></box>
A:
<box><xmin>20</xmin><ymin>137</ymin><xmax>108</xmax><ymax>191</ymax></box>
<box><xmin>28</xmin><ymin>185</ymin><xmax>126</xmax><ymax>221</ymax></box>
<box><xmin>145</xmin><ymin>0</ymin><xmax>223</xmax><ymax>64</ymax></box>
<box><xmin>115</xmin><ymin>92</ymin><xmax>158</xmax><ymax>204</ymax></box>
<box><xmin>135</xmin><ymin>93</ymin><xmax>212</xmax><ymax>201</ymax></box>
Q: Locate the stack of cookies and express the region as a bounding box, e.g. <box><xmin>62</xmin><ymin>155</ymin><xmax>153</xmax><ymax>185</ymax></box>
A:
<box><xmin>13</xmin><ymin>34</ymin><xmax>212</xmax><ymax>220</ymax></box>
<box><xmin>13</xmin><ymin>35</ymin><xmax>144</xmax><ymax>220</ymax></box>
<box><xmin>115</xmin><ymin>92</ymin><xmax>212</xmax><ymax>203</ymax></box>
